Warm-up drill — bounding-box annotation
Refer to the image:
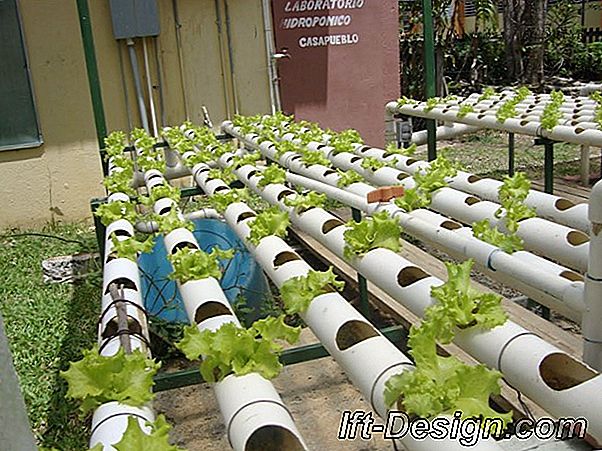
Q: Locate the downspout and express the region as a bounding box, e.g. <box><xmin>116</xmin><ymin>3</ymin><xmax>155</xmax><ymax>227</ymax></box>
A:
<box><xmin>126</xmin><ymin>38</ymin><xmax>150</xmax><ymax>133</ymax></box>
<box><xmin>214</xmin><ymin>0</ymin><xmax>232</xmax><ymax>118</ymax></box>
<box><xmin>223</xmin><ymin>0</ymin><xmax>239</xmax><ymax>114</ymax></box>
<box><xmin>76</xmin><ymin>0</ymin><xmax>108</xmax><ymax>175</ymax></box>
<box><xmin>261</xmin><ymin>0</ymin><xmax>281</xmax><ymax>113</ymax></box>
<box><xmin>172</xmin><ymin>0</ymin><xmax>190</xmax><ymax>120</ymax></box>
<box><xmin>142</xmin><ymin>37</ymin><xmax>159</xmax><ymax>137</ymax></box>
<box><xmin>422</xmin><ymin>0</ymin><xmax>437</xmax><ymax>161</ymax></box>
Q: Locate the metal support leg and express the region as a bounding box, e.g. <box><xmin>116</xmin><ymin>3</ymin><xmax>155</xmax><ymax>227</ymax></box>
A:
<box><xmin>508</xmin><ymin>133</ymin><xmax>515</xmax><ymax>177</ymax></box>
<box><xmin>351</xmin><ymin>207</ymin><xmax>370</xmax><ymax>319</ymax></box>
<box><xmin>91</xmin><ymin>199</ymin><xmax>106</xmax><ymax>260</ymax></box>
<box><xmin>544</xmin><ymin>141</ymin><xmax>554</xmax><ymax>194</ymax></box>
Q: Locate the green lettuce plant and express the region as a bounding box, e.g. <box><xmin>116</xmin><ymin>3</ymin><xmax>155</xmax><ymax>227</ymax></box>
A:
<box><xmin>176</xmin><ymin>315</ymin><xmax>300</xmax><ymax>382</ymax></box>
<box><xmin>280</xmin><ymin>268</ymin><xmax>345</xmax><ymax>314</ymax></box>
<box><xmin>247</xmin><ymin>207</ymin><xmax>290</xmax><ymax>245</ymax></box>
<box><xmin>343</xmin><ymin>211</ymin><xmax>402</xmax><ymax>259</ymax></box>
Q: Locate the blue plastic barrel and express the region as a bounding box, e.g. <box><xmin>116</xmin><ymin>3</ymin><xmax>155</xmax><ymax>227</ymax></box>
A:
<box><xmin>138</xmin><ymin>218</ymin><xmax>272</xmax><ymax>324</ymax></box>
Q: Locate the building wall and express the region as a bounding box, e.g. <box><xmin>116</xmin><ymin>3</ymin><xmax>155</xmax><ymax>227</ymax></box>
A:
<box><xmin>0</xmin><ymin>0</ymin><xmax>271</xmax><ymax>229</ymax></box>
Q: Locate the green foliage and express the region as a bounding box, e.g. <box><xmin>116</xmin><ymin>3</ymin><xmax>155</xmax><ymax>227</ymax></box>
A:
<box><xmin>336</xmin><ymin>169</ymin><xmax>364</xmax><ymax>187</ymax></box>
<box><xmin>247</xmin><ymin>207</ymin><xmax>290</xmax><ymax>245</ymax></box>
<box><xmin>144</xmin><ymin>184</ymin><xmax>181</xmax><ymax>206</ymax></box>
<box><xmin>95</xmin><ymin>200</ymin><xmax>138</xmax><ymax>226</ymax></box>
<box><xmin>472</xmin><ymin>219</ymin><xmax>523</xmax><ymax>253</ymax></box>
<box><xmin>301</xmin><ymin>150</ymin><xmax>331</xmax><ymax>167</ymax></box>
<box><xmin>207</xmin><ymin>168</ymin><xmax>236</xmax><ymax>185</ymax></box>
<box><xmin>496</xmin><ymin>87</ymin><xmax>531</xmax><ymax>123</ymax></box>
<box><xmin>274</xmin><ymin>140</ymin><xmax>302</xmax><ymax>160</ymax></box>
<box><xmin>457</xmin><ymin>104</ymin><xmax>475</xmax><ymax>118</ymax></box>
<box><xmin>60</xmin><ymin>346</ymin><xmax>160</xmax><ymax>413</ymax></box>
<box><xmin>209</xmin><ymin>188</ymin><xmax>250</xmax><ymax>213</ymax></box>
<box><xmin>384</xmin><ymin>260</ymin><xmax>510</xmax><ymax>430</ymax></box>
<box><xmin>472</xmin><ymin>172</ymin><xmax>535</xmax><ymax>253</ymax></box>
<box><xmin>478</xmin><ymin>87</ymin><xmax>496</xmax><ymax>102</ymax></box>
<box><xmin>232</xmin><ymin>153</ymin><xmax>261</xmax><ymax>170</ymax></box>
<box><xmin>103</xmin><ymin>168</ymin><xmax>136</xmax><ymax>197</ymax></box>
<box><xmin>398</xmin><ymin>96</ymin><xmax>418</xmax><ymax>106</ymax></box>
<box><xmin>284</xmin><ymin>192</ymin><xmax>327</xmax><ymax>214</ymax></box>
<box><xmin>280</xmin><ymin>268</ymin><xmax>345</xmax><ymax>315</ymax></box>
<box><xmin>176</xmin><ymin>315</ymin><xmax>300</xmax><ymax>382</ymax></box>
<box><xmin>592</xmin><ymin>92</ymin><xmax>602</xmax><ymax>130</ymax></box>
<box><xmin>394</xmin><ymin>154</ymin><xmax>459</xmax><ymax>211</ymax></box>
<box><xmin>343</xmin><ymin>211</ymin><xmax>403</xmax><ymax>259</ymax></box>
<box><xmin>258</xmin><ymin>165</ymin><xmax>287</xmax><ymax>188</ymax></box>
<box><xmin>110</xmin><ymin>235</ymin><xmax>155</xmax><ymax>261</ymax></box>
<box><xmin>184</xmin><ymin>150</ymin><xmax>213</xmax><ymax>168</ymax></box>
<box><xmin>113</xmin><ymin>415</ymin><xmax>186</xmax><ymax>451</ymax></box>
<box><xmin>328</xmin><ymin>129</ymin><xmax>363</xmax><ymax>155</ymax></box>
<box><xmin>384</xmin><ymin>142</ymin><xmax>417</xmax><ymax>158</ymax></box>
<box><xmin>168</xmin><ymin>247</ymin><xmax>234</xmax><ymax>283</ymax></box>
<box><xmin>155</xmin><ymin>209</ymin><xmax>195</xmax><ymax>235</ymax></box>
<box><xmin>540</xmin><ymin>90</ymin><xmax>564</xmax><ymax>131</ymax></box>
<box><xmin>104</xmin><ymin>131</ymin><xmax>127</xmax><ymax>158</ymax></box>
<box><xmin>360</xmin><ymin>157</ymin><xmax>386</xmax><ymax>172</ymax></box>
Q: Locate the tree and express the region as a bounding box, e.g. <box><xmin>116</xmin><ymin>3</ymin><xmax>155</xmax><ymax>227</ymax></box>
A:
<box><xmin>522</xmin><ymin>0</ymin><xmax>547</xmax><ymax>85</ymax></box>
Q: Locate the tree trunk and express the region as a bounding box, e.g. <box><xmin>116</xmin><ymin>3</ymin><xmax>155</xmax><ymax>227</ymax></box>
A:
<box><xmin>522</xmin><ymin>0</ymin><xmax>546</xmax><ymax>86</ymax></box>
<box><xmin>503</xmin><ymin>0</ymin><xmax>524</xmax><ymax>81</ymax></box>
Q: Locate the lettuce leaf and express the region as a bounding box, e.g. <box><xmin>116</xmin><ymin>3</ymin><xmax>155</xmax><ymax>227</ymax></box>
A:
<box><xmin>343</xmin><ymin>211</ymin><xmax>403</xmax><ymax>259</ymax></box>
<box><xmin>95</xmin><ymin>200</ymin><xmax>138</xmax><ymax>226</ymax></box>
<box><xmin>258</xmin><ymin>165</ymin><xmax>287</xmax><ymax>188</ymax></box>
<box><xmin>60</xmin><ymin>346</ymin><xmax>160</xmax><ymax>413</ymax></box>
<box><xmin>176</xmin><ymin>315</ymin><xmax>300</xmax><ymax>382</ymax></box>
<box><xmin>336</xmin><ymin>169</ymin><xmax>364</xmax><ymax>187</ymax></box>
<box><xmin>113</xmin><ymin>415</ymin><xmax>185</xmax><ymax>451</ymax></box>
<box><xmin>280</xmin><ymin>267</ymin><xmax>345</xmax><ymax>315</ymax></box>
<box><xmin>209</xmin><ymin>188</ymin><xmax>249</xmax><ymax>214</ymax></box>
<box><xmin>247</xmin><ymin>207</ymin><xmax>290</xmax><ymax>245</ymax></box>
<box><xmin>283</xmin><ymin>192</ymin><xmax>327</xmax><ymax>214</ymax></box>
<box><xmin>168</xmin><ymin>247</ymin><xmax>234</xmax><ymax>283</ymax></box>
<box><xmin>111</xmin><ymin>235</ymin><xmax>155</xmax><ymax>261</ymax></box>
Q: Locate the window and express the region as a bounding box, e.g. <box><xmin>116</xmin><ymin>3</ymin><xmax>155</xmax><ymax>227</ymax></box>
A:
<box><xmin>0</xmin><ymin>0</ymin><xmax>42</xmax><ymax>151</ymax></box>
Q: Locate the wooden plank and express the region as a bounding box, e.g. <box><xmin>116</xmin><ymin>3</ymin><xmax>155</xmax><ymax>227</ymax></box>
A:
<box><xmin>531</xmin><ymin>180</ymin><xmax>589</xmax><ymax>204</ymax></box>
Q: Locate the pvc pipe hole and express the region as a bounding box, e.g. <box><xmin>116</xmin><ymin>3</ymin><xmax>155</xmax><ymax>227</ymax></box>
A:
<box><xmin>244</xmin><ymin>425</ymin><xmax>305</xmax><ymax>451</ymax></box>
<box><xmin>350</xmin><ymin>157</ymin><xmax>361</xmax><ymax>163</ymax></box>
<box><xmin>247</xmin><ymin>170</ymin><xmax>258</xmax><ymax>180</ymax></box>
<box><xmin>566</xmin><ymin>230</ymin><xmax>589</xmax><ymax>246</ymax></box>
<box><xmin>539</xmin><ymin>353</ymin><xmax>596</xmax><ymax>391</ymax></box>
<box><xmin>158</xmin><ymin>206</ymin><xmax>173</xmax><ymax>216</ymax></box>
<box><xmin>323</xmin><ymin>169</ymin><xmax>336</xmax><ymax>177</ymax></box>
<box><xmin>197</xmin><ymin>167</ymin><xmax>210</xmax><ymax>174</ymax></box>
<box><xmin>464</xmin><ymin>196</ymin><xmax>481</xmax><ymax>206</ymax></box>
<box><xmin>520</xmin><ymin>120</ymin><xmax>530</xmax><ymax>126</ymax></box>
<box><xmin>147</xmin><ymin>173</ymin><xmax>162</xmax><ymax>181</ymax></box>
<box><xmin>575</xmin><ymin>127</ymin><xmax>585</xmax><ymax>134</ymax></box>
<box><xmin>171</xmin><ymin>241</ymin><xmax>199</xmax><ymax>254</ymax></box>
<box><xmin>555</xmin><ymin>198</ymin><xmax>576</xmax><ymax>211</ymax></box>
<box><xmin>397</xmin><ymin>266</ymin><xmax>430</xmax><ymax>287</ymax></box>
<box><xmin>277</xmin><ymin>189</ymin><xmax>296</xmax><ymax>201</ymax></box>
<box><xmin>102</xmin><ymin>315</ymin><xmax>142</xmax><ymax>339</ymax></box>
<box><xmin>194</xmin><ymin>301</ymin><xmax>232</xmax><ymax>324</ymax></box>
<box><xmin>559</xmin><ymin>271</ymin><xmax>584</xmax><ymax>282</ymax></box>
<box><xmin>467</xmin><ymin>175</ymin><xmax>482</xmax><ymax>183</ymax></box>
<box><xmin>237</xmin><ymin>212</ymin><xmax>256</xmax><ymax>223</ymax></box>
<box><xmin>397</xmin><ymin>173</ymin><xmax>409</xmax><ymax>181</ymax></box>
<box><xmin>359</xmin><ymin>145</ymin><xmax>371</xmax><ymax>153</ymax></box>
<box><xmin>405</xmin><ymin>158</ymin><xmax>417</xmax><ymax>166</ymax></box>
<box><xmin>104</xmin><ymin>277</ymin><xmax>138</xmax><ymax>294</ymax></box>
<box><xmin>322</xmin><ymin>219</ymin><xmax>344</xmax><ymax>234</ymax></box>
<box><xmin>273</xmin><ymin>251</ymin><xmax>301</xmax><ymax>268</ymax></box>
<box><xmin>110</xmin><ymin>229</ymin><xmax>133</xmax><ymax>238</ymax></box>
<box><xmin>317</xmin><ymin>144</ymin><xmax>328</xmax><ymax>150</ymax></box>
<box><xmin>335</xmin><ymin>320</ymin><xmax>379</xmax><ymax>351</ymax></box>
<box><xmin>477</xmin><ymin>114</ymin><xmax>486</xmax><ymax>119</ymax></box>
<box><xmin>214</xmin><ymin>186</ymin><xmax>229</xmax><ymax>193</ymax></box>
<box><xmin>441</xmin><ymin>220</ymin><xmax>462</xmax><ymax>230</ymax></box>
<box><xmin>290</xmin><ymin>155</ymin><xmax>302</xmax><ymax>162</ymax></box>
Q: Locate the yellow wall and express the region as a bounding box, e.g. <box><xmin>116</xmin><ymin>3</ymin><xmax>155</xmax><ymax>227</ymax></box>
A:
<box><xmin>0</xmin><ymin>0</ymin><xmax>271</xmax><ymax>229</ymax></box>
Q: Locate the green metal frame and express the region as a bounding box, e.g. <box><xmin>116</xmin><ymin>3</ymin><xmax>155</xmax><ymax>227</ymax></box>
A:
<box><xmin>76</xmin><ymin>0</ymin><xmax>108</xmax><ymax>175</ymax></box>
<box><xmin>422</xmin><ymin>0</ymin><xmax>437</xmax><ymax>161</ymax></box>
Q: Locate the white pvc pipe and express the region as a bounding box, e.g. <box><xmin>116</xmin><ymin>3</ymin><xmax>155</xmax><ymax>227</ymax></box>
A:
<box><xmin>222</xmin><ymin>123</ymin><xmax>585</xmax><ymax>317</ymax></box>
<box><xmin>583</xmin><ymin>180</ymin><xmax>602</xmax><ymax>370</ymax></box>
<box><xmin>230</xmin><ymin>167</ymin><xmax>602</xmax><ymax>440</ymax></box>
<box><xmin>142</xmin><ymin>161</ymin><xmax>307</xmax><ymax>451</ymax></box>
<box><xmin>194</xmin><ymin>169</ymin><xmax>503</xmax><ymax>450</ymax></box>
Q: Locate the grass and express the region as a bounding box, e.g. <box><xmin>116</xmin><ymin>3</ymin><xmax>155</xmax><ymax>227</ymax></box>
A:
<box><xmin>413</xmin><ymin>129</ymin><xmax>586</xmax><ymax>178</ymax></box>
<box><xmin>0</xmin><ymin>223</ymin><xmax>100</xmax><ymax>450</ymax></box>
